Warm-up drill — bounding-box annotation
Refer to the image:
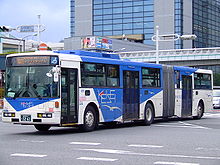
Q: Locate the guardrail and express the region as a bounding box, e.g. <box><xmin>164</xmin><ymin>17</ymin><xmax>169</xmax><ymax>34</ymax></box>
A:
<box><xmin>119</xmin><ymin>47</ymin><xmax>220</xmax><ymax>62</ymax></box>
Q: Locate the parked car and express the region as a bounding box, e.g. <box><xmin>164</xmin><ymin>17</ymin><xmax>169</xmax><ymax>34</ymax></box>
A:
<box><xmin>213</xmin><ymin>89</ymin><xmax>220</xmax><ymax>109</ymax></box>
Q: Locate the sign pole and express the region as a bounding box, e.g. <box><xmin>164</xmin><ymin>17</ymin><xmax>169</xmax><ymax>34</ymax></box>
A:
<box><xmin>37</xmin><ymin>15</ymin><xmax>41</xmax><ymax>45</ymax></box>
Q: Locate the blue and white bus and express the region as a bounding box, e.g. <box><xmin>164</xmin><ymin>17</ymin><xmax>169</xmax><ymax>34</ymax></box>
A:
<box><xmin>2</xmin><ymin>50</ymin><xmax>213</xmax><ymax>131</ymax></box>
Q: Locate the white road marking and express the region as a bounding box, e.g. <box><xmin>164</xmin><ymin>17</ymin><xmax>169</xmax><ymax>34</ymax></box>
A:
<box><xmin>154</xmin><ymin>161</ymin><xmax>199</xmax><ymax>165</ymax></box>
<box><xmin>128</xmin><ymin>144</ymin><xmax>163</xmax><ymax>148</ymax></box>
<box><xmin>11</xmin><ymin>153</ymin><xmax>47</xmax><ymax>158</ymax></box>
<box><xmin>204</xmin><ymin>113</ymin><xmax>220</xmax><ymax>118</ymax></box>
<box><xmin>18</xmin><ymin>139</ymin><xmax>45</xmax><ymax>143</ymax></box>
<box><xmin>81</xmin><ymin>148</ymin><xmax>130</xmax><ymax>154</ymax></box>
<box><xmin>80</xmin><ymin>148</ymin><xmax>220</xmax><ymax>160</ymax></box>
<box><xmin>69</xmin><ymin>142</ymin><xmax>101</xmax><ymax>145</ymax></box>
<box><xmin>154</xmin><ymin>122</ymin><xmax>210</xmax><ymax>130</ymax></box>
<box><xmin>178</xmin><ymin>121</ymin><xmax>210</xmax><ymax>130</ymax></box>
<box><xmin>18</xmin><ymin>139</ymin><xmax>28</xmax><ymax>142</ymax></box>
<box><xmin>31</xmin><ymin>140</ymin><xmax>45</xmax><ymax>143</ymax></box>
<box><xmin>196</xmin><ymin>147</ymin><xmax>220</xmax><ymax>151</ymax></box>
<box><xmin>77</xmin><ymin>157</ymin><xmax>117</xmax><ymax>162</ymax></box>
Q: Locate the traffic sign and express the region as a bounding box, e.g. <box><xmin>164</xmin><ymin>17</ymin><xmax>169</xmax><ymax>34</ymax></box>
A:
<box><xmin>38</xmin><ymin>43</ymin><xmax>48</xmax><ymax>51</ymax></box>
<box><xmin>16</xmin><ymin>25</ymin><xmax>45</xmax><ymax>33</ymax></box>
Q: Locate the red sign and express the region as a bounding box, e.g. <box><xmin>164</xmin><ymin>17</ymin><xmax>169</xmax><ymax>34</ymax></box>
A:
<box><xmin>38</xmin><ymin>43</ymin><xmax>48</xmax><ymax>51</ymax></box>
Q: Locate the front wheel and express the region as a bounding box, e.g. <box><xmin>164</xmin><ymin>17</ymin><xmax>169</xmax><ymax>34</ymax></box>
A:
<box><xmin>34</xmin><ymin>125</ymin><xmax>51</xmax><ymax>132</ymax></box>
<box><xmin>143</xmin><ymin>103</ymin><xmax>155</xmax><ymax>126</ymax></box>
<box><xmin>193</xmin><ymin>102</ymin><xmax>204</xmax><ymax>119</ymax></box>
<box><xmin>80</xmin><ymin>106</ymin><xmax>97</xmax><ymax>132</ymax></box>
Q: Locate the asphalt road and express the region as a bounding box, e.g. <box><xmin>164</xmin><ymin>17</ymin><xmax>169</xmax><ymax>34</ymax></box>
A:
<box><xmin>1</xmin><ymin>110</ymin><xmax>220</xmax><ymax>165</ymax></box>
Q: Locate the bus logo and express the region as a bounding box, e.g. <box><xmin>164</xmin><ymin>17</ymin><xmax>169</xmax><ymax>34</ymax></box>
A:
<box><xmin>99</xmin><ymin>90</ymin><xmax>116</xmax><ymax>104</ymax></box>
<box><xmin>21</xmin><ymin>102</ymin><xmax>34</xmax><ymax>108</ymax></box>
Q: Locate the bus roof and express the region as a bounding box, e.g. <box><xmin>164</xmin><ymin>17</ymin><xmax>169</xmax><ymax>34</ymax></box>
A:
<box><xmin>5</xmin><ymin>50</ymin><xmax>212</xmax><ymax>74</ymax></box>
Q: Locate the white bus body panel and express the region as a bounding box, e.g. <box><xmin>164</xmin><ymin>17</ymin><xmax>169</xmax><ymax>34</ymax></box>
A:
<box><xmin>2</xmin><ymin>98</ymin><xmax>61</xmax><ymax>125</ymax></box>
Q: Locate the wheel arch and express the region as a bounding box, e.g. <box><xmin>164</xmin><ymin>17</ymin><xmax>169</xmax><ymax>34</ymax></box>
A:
<box><xmin>85</xmin><ymin>102</ymin><xmax>100</xmax><ymax>123</ymax></box>
<box><xmin>145</xmin><ymin>100</ymin><xmax>155</xmax><ymax>114</ymax></box>
<box><xmin>198</xmin><ymin>99</ymin><xmax>205</xmax><ymax>111</ymax></box>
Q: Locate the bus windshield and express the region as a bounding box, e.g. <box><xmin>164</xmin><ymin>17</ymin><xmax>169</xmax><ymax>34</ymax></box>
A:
<box><xmin>5</xmin><ymin>66</ymin><xmax>59</xmax><ymax>98</ymax></box>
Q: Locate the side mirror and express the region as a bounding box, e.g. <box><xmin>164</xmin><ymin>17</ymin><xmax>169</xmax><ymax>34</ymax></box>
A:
<box><xmin>52</xmin><ymin>66</ymin><xmax>60</xmax><ymax>82</ymax></box>
<box><xmin>2</xmin><ymin>72</ymin><xmax>5</xmax><ymax>83</ymax></box>
<box><xmin>46</xmin><ymin>73</ymin><xmax>52</xmax><ymax>78</ymax></box>
<box><xmin>54</xmin><ymin>72</ymin><xmax>59</xmax><ymax>82</ymax></box>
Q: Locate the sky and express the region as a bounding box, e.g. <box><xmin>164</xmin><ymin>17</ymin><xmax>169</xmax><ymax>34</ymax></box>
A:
<box><xmin>0</xmin><ymin>0</ymin><xmax>70</xmax><ymax>43</ymax></box>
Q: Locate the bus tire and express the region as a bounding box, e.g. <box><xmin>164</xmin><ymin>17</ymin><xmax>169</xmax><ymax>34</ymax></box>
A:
<box><xmin>143</xmin><ymin>103</ymin><xmax>154</xmax><ymax>126</ymax></box>
<box><xmin>193</xmin><ymin>102</ymin><xmax>204</xmax><ymax>119</ymax></box>
<box><xmin>34</xmin><ymin>125</ymin><xmax>51</xmax><ymax>132</ymax></box>
<box><xmin>80</xmin><ymin>105</ymin><xmax>97</xmax><ymax>132</ymax></box>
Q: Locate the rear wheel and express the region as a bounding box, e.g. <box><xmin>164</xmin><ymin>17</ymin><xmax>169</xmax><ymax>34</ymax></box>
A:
<box><xmin>143</xmin><ymin>103</ymin><xmax>154</xmax><ymax>126</ymax></box>
<box><xmin>80</xmin><ymin>106</ymin><xmax>97</xmax><ymax>132</ymax></box>
<box><xmin>193</xmin><ymin>102</ymin><xmax>204</xmax><ymax>119</ymax></box>
<box><xmin>34</xmin><ymin>125</ymin><xmax>51</xmax><ymax>132</ymax></box>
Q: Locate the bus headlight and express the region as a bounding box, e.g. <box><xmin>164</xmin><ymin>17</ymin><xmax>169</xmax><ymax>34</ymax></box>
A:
<box><xmin>3</xmin><ymin>112</ymin><xmax>15</xmax><ymax>117</ymax></box>
<box><xmin>37</xmin><ymin>113</ymin><xmax>52</xmax><ymax>118</ymax></box>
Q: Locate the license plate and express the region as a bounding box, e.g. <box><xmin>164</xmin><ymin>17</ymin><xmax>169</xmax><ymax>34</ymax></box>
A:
<box><xmin>21</xmin><ymin>115</ymin><xmax>31</xmax><ymax>122</ymax></box>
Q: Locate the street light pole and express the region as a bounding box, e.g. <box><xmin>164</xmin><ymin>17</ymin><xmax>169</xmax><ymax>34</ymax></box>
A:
<box><xmin>37</xmin><ymin>14</ymin><xmax>41</xmax><ymax>45</ymax></box>
<box><xmin>152</xmin><ymin>26</ymin><xmax>197</xmax><ymax>64</ymax></box>
<box><xmin>155</xmin><ymin>26</ymin><xmax>159</xmax><ymax>64</ymax></box>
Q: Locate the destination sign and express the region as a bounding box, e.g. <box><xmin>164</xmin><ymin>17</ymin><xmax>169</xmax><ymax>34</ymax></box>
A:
<box><xmin>7</xmin><ymin>56</ymin><xmax>59</xmax><ymax>66</ymax></box>
<box><xmin>20</xmin><ymin>25</ymin><xmax>35</xmax><ymax>33</ymax></box>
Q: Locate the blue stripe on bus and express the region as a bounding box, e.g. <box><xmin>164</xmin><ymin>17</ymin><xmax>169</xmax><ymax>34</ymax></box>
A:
<box><xmin>5</xmin><ymin>98</ymin><xmax>57</xmax><ymax>112</ymax></box>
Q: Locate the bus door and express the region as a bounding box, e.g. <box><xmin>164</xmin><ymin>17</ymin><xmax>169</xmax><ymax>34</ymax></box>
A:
<box><xmin>61</xmin><ymin>68</ymin><xmax>78</xmax><ymax>124</ymax></box>
<box><xmin>182</xmin><ymin>75</ymin><xmax>192</xmax><ymax>117</ymax></box>
<box><xmin>123</xmin><ymin>71</ymin><xmax>139</xmax><ymax>121</ymax></box>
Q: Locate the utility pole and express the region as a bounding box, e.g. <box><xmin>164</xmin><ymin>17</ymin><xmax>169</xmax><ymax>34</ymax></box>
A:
<box><xmin>37</xmin><ymin>14</ymin><xmax>41</xmax><ymax>45</ymax></box>
<box><xmin>155</xmin><ymin>26</ymin><xmax>159</xmax><ymax>64</ymax></box>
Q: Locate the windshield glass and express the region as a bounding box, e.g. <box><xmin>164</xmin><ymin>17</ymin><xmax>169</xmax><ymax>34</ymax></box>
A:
<box><xmin>213</xmin><ymin>90</ymin><xmax>220</xmax><ymax>97</ymax></box>
<box><xmin>5</xmin><ymin>66</ymin><xmax>59</xmax><ymax>98</ymax></box>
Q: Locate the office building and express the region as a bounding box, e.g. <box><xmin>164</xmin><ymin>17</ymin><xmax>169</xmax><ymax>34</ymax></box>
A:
<box><xmin>70</xmin><ymin>0</ymin><xmax>220</xmax><ymax>50</ymax></box>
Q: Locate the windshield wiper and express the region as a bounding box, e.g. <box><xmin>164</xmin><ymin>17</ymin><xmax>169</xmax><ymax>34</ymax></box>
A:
<box><xmin>32</xmin><ymin>88</ymin><xmax>42</xmax><ymax>99</ymax></box>
<box><xmin>13</xmin><ymin>88</ymin><xmax>25</xmax><ymax>99</ymax></box>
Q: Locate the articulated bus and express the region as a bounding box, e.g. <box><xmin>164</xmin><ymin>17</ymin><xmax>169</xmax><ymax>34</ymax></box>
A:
<box><xmin>2</xmin><ymin>50</ymin><xmax>213</xmax><ymax>132</ymax></box>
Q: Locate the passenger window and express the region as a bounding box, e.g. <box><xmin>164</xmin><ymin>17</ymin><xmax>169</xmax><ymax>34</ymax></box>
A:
<box><xmin>142</xmin><ymin>68</ymin><xmax>160</xmax><ymax>88</ymax></box>
<box><xmin>107</xmin><ymin>65</ymin><xmax>119</xmax><ymax>87</ymax></box>
<box><xmin>81</xmin><ymin>63</ymin><xmax>119</xmax><ymax>87</ymax></box>
<box><xmin>194</xmin><ymin>73</ymin><xmax>212</xmax><ymax>89</ymax></box>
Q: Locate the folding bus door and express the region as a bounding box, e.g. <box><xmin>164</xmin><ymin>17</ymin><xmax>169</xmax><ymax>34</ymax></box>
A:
<box><xmin>123</xmin><ymin>71</ymin><xmax>139</xmax><ymax>121</ymax></box>
<box><xmin>61</xmin><ymin>68</ymin><xmax>78</xmax><ymax>124</ymax></box>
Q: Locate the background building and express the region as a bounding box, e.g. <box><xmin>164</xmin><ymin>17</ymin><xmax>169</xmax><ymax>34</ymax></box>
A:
<box><xmin>0</xmin><ymin>33</ymin><xmax>22</xmax><ymax>53</ymax></box>
<box><xmin>70</xmin><ymin>0</ymin><xmax>220</xmax><ymax>50</ymax></box>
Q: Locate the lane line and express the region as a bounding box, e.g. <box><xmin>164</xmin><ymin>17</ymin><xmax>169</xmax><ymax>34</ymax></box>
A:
<box><xmin>11</xmin><ymin>153</ymin><xmax>47</xmax><ymax>158</ymax></box>
<box><xmin>128</xmin><ymin>144</ymin><xmax>163</xmax><ymax>148</ymax></box>
<box><xmin>153</xmin><ymin>124</ymin><xmax>210</xmax><ymax>129</ymax></box>
<box><xmin>204</xmin><ymin>113</ymin><xmax>220</xmax><ymax>118</ymax></box>
<box><xmin>196</xmin><ymin>147</ymin><xmax>220</xmax><ymax>151</ymax></box>
<box><xmin>77</xmin><ymin>157</ymin><xmax>117</xmax><ymax>162</ymax></box>
<box><xmin>18</xmin><ymin>140</ymin><xmax>45</xmax><ymax>143</ymax></box>
<box><xmin>80</xmin><ymin>148</ymin><xmax>220</xmax><ymax>160</ymax></box>
<box><xmin>178</xmin><ymin>121</ymin><xmax>210</xmax><ymax>130</ymax></box>
<box><xmin>69</xmin><ymin>142</ymin><xmax>101</xmax><ymax>145</ymax></box>
<box><xmin>154</xmin><ymin>161</ymin><xmax>199</xmax><ymax>165</ymax></box>
<box><xmin>31</xmin><ymin>140</ymin><xmax>45</xmax><ymax>143</ymax></box>
<box><xmin>18</xmin><ymin>139</ymin><xmax>28</xmax><ymax>142</ymax></box>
